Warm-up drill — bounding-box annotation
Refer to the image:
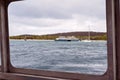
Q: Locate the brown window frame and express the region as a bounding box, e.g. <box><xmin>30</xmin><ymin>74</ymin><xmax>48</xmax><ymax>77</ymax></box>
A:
<box><xmin>0</xmin><ymin>0</ymin><xmax>119</xmax><ymax>80</ymax></box>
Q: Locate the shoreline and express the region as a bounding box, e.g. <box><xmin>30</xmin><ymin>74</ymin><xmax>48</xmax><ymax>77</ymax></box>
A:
<box><xmin>9</xmin><ymin>39</ymin><xmax>107</xmax><ymax>42</ymax></box>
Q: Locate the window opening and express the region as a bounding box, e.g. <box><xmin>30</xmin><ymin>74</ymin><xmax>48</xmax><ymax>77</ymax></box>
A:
<box><xmin>8</xmin><ymin>0</ymin><xmax>107</xmax><ymax>75</ymax></box>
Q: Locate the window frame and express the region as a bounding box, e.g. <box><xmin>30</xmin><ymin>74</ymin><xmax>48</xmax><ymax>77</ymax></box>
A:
<box><xmin>0</xmin><ymin>0</ymin><xmax>117</xmax><ymax>80</ymax></box>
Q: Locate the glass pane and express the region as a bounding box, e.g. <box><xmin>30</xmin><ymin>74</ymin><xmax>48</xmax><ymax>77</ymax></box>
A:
<box><xmin>8</xmin><ymin>0</ymin><xmax>107</xmax><ymax>75</ymax></box>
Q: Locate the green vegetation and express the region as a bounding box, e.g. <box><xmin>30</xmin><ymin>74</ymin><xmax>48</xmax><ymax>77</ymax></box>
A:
<box><xmin>10</xmin><ymin>35</ymin><xmax>57</xmax><ymax>40</ymax></box>
<box><xmin>10</xmin><ymin>32</ymin><xmax>107</xmax><ymax>40</ymax></box>
<box><xmin>76</xmin><ymin>35</ymin><xmax>107</xmax><ymax>40</ymax></box>
<box><xmin>10</xmin><ymin>35</ymin><xmax>107</xmax><ymax>40</ymax></box>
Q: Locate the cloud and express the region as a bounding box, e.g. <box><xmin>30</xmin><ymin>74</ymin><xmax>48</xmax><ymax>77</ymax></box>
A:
<box><xmin>9</xmin><ymin>14</ymin><xmax>106</xmax><ymax>36</ymax></box>
<box><xmin>8</xmin><ymin>0</ymin><xmax>106</xmax><ymax>36</ymax></box>
<box><xmin>9</xmin><ymin>0</ymin><xmax>106</xmax><ymax>19</ymax></box>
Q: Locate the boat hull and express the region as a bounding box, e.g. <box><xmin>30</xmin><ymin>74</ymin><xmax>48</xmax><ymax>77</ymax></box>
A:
<box><xmin>55</xmin><ymin>39</ymin><xmax>79</xmax><ymax>41</ymax></box>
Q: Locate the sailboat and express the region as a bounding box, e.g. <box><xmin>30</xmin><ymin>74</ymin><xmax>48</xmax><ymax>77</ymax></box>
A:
<box><xmin>82</xmin><ymin>26</ymin><xmax>92</xmax><ymax>42</ymax></box>
<box><xmin>24</xmin><ymin>36</ymin><xmax>27</xmax><ymax>41</ymax></box>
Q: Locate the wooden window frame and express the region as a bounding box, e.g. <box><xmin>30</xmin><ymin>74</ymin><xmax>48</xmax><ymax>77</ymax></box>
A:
<box><xmin>0</xmin><ymin>0</ymin><xmax>119</xmax><ymax>80</ymax></box>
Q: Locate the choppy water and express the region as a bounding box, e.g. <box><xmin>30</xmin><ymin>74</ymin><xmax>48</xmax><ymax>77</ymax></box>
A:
<box><xmin>10</xmin><ymin>40</ymin><xmax>107</xmax><ymax>75</ymax></box>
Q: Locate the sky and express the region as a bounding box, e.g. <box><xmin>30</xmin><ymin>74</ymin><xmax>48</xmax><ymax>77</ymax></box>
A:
<box><xmin>8</xmin><ymin>0</ymin><xmax>106</xmax><ymax>36</ymax></box>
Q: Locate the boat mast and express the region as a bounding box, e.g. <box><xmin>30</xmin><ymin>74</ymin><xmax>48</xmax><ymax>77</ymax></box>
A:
<box><xmin>88</xmin><ymin>25</ymin><xmax>91</xmax><ymax>40</ymax></box>
<box><xmin>24</xmin><ymin>35</ymin><xmax>27</xmax><ymax>41</ymax></box>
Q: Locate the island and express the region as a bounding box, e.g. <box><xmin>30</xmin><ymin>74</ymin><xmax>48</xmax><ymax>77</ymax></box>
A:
<box><xmin>9</xmin><ymin>31</ymin><xmax>107</xmax><ymax>40</ymax></box>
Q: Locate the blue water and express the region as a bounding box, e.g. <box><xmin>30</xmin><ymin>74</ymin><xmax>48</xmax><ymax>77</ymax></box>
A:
<box><xmin>10</xmin><ymin>40</ymin><xmax>107</xmax><ymax>75</ymax></box>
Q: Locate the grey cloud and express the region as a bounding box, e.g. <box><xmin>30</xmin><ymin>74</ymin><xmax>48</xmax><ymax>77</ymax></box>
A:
<box><xmin>9</xmin><ymin>15</ymin><xmax>69</xmax><ymax>28</ymax></box>
<box><xmin>8</xmin><ymin>0</ymin><xmax>106</xmax><ymax>20</ymax></box>
<box><xmin>8</xmin><ymin>0</ymin><xmax>72</xmax><ymax>19</ymax></box>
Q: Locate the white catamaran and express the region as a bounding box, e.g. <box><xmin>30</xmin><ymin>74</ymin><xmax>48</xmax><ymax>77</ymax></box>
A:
<box><xmin>55</xmin><ymin>36</ymin><xmax>79</xmax><ymax>41</ymax></box>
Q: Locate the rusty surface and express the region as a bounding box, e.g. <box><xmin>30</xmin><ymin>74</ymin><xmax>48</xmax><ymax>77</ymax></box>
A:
<box><xmin>0</xmin><ymin>0</ymin><xmax>119</xmax><ymax>80</ymax></box>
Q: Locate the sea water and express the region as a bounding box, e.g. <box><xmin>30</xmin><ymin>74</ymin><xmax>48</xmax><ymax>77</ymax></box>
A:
<box><xmin>10</xmin><ymin>40</ymin><xmax>107</xmax><ymax>75</ymax></box>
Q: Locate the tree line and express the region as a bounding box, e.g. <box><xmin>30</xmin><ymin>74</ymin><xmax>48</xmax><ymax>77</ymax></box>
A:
<box><xmin>10</xmin><ymin>35</ymin><xmax>107</xmax><ymax>40</ymax></box>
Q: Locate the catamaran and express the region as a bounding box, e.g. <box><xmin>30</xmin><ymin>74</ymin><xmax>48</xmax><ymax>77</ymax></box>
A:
<box><xmin>55</xmin><ymin>36</ymin><xmax>79</xmax><ymax>41</ymax></box>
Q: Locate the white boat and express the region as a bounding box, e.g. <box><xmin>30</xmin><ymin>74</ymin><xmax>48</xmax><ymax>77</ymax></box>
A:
<box><xmin>82</xmin><ymin>40</ymin><xmax>92</xmax><ymax>42</ymax></box>
<box><xmin>55</xmin><ymin>36</ymin><xmax>79</xmax><ymax>41</ymax></box>
<box><xmin>82</xmin><ymin>25</ymin><xmax>92</xmax><ymax>42</ymax></box>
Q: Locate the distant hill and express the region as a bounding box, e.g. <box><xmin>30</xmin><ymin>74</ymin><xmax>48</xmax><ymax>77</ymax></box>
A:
<box><xmin>46</xmin><ymin>31</ymin><xmax>106</xmax><ymax>36</ymax></box>
<box><xmin>10</xmin><ymin>31</ymin><xmax>107</xmax><ymax>40</ymax></box>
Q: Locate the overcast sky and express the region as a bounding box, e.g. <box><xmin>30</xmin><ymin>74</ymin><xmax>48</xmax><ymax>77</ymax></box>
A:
<box><xmin>8</xmin><ymin>0</ymin><xmax>106</xmax><ymax>36</ymax></box>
